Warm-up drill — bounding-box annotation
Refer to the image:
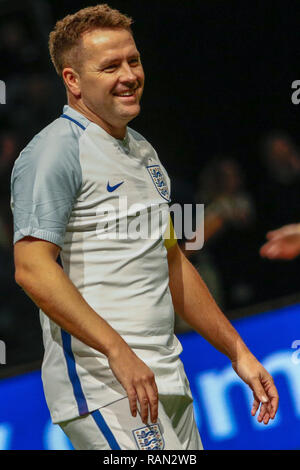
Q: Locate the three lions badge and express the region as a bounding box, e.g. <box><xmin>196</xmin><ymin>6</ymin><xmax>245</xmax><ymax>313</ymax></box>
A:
<box><xmin>133</xmin><ymin>423</ymin><xmax>164</xmax><ymax>450</ymax></box>
<box><xmin>147</xmin><ymin>165</ymin><xmax>170</xmax><ymax>202</ymax></box>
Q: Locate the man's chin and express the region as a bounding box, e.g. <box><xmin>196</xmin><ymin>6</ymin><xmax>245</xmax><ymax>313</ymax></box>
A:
<box><xmin>120</xmin><ymin>104</ymin><xmax>141</xmax><ymax>121</ymax></box>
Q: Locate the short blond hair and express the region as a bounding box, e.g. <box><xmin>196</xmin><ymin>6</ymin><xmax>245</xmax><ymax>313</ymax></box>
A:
<box><xmin>49</xmin><ymin>4</ymin><xmax>133</xmax><ymax>76</ymax></box>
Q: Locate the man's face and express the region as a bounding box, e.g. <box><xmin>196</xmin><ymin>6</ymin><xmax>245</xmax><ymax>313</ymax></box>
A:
<box><xmin>75</xmin><ymin>28</ymin><xmax>144</xmax><ymax>133</ymax></box>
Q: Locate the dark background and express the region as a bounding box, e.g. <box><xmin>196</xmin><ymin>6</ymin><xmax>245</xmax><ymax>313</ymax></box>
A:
<box><xmin>1</xmin><ymin>0</ymin><xmax>300</xmax><ymax>367</ymax></box>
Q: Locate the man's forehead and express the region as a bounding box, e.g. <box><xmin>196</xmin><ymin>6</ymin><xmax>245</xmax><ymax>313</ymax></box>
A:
<box><xmin>81</xmin><ymin>28</ymin><xmax>137</xmax><ymax>56</ymax></box>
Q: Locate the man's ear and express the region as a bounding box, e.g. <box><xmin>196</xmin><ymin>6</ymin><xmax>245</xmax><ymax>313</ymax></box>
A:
<box><xmin>62</xmin><ymin>67</ymin><xmax>81</xmax><ymax>98</ymax></box>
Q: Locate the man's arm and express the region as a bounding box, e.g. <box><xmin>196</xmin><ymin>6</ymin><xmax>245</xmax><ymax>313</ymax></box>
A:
<box><xmin>260</xmin><ymin>223</ymin><xmax>300</xmax><ymax>260</ymax></box>
<box><xmin>167</xmin><ymin>242</ymin><xmax>279</xmax><ymax>424</ymax></box>
<box><xmin>14</xmin><ymin>236</ymin><xmax>158</xmax><ymax>424</ymax></box>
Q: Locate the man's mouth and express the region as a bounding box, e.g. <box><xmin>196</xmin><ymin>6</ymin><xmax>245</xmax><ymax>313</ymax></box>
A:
<box><xmin>114</xmin><ymin>87</ymin><xmax>138</xmax><ymax>98</ymax></box>
<box><xmin>117</xmin><ymin>90</ymin><xmax>135</xmax><ymax>97</ymax></box>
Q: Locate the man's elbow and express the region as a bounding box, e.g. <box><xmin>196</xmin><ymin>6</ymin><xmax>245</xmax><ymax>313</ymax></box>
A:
<box><xmin>14</xmin><ymin>261</ymin><xmax>41</xmax><ymax>290</ymax></box>
<box><xmin>14</xmin><ymin>237</ymin><xmax>60</xmax><ymax>288</ymax></box>
<box><xmin>14</xmin><ymin>265</ymin><xmax>31</xmax><ymax>289</ymax></box>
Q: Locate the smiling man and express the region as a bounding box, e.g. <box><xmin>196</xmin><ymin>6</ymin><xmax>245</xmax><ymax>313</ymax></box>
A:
<box><xmin>63</xmin><ymin>27</ymin><xmax>144</xmax><ymax>138</ymax></box>
<box><xmin>11</xmin><ymin>4</ymin><xmax>278</xmax><ymax>450</ymax></box>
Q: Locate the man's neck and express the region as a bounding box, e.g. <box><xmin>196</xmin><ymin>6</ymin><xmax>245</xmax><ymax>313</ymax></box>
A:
<box><xmin>67</xmin><ymin>99</ymin><xmax>127</xmax><ymax>139</ymax></box>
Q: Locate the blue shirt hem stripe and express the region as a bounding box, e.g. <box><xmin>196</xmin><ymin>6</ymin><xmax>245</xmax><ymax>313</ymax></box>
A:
<box><xmin>61</xmin><ymin>329</ymin><xmax>89</xmax><ymax>416</ymax></box>
<box><xmin>91</xmin><ymin>409</ymin><xmax>121</xmax><ymax>450</ymax></box>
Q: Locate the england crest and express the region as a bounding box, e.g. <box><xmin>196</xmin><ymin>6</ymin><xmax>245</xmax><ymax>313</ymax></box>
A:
<box><xmin>147</xmin><ymin>165</ymin><xmax>170</xmax><ymax>202</ymax></box>
<box><xmin>133</xmin><ymin>423</ymin><xmax>164</xmax><ymax>450</ymax></box>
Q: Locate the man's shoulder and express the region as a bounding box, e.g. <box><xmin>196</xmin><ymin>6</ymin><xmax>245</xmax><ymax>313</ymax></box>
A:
<box><xmin>17</xmin><ymin>114</ymin><xmax>84</xmax><ymax>168</ymax></box>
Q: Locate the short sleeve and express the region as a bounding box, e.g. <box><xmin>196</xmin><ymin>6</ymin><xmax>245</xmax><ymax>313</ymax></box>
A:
<box><xmin>11</xmin><ymin>125</ymin><xmax>82</xmax><ymax>248</ymax></box>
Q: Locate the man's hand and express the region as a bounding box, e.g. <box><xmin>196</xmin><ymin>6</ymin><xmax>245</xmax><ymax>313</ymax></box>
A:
<box><xmin>232</xmin><ymin>351</ymin><xmax>279</xmax><ymax>424</ymax></box>
<box><xmin>260</xmin><ymin>224</ymin><xmax>300</xmax><ymax>260</ymax></box>
<box><xmin>108</xmin><ymin>345</ymin><xmax>158</xmax><ymax>425</ymax></box>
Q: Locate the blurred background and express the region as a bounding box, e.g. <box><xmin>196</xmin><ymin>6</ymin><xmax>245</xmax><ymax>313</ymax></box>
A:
<box><xmin>1</xmin><ymin>0</ymin><xmax>300</xmax><ymax>450</ymax></box>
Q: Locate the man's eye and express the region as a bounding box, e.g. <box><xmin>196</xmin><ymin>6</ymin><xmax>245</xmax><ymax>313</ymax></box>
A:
<box><xmin>104</xmin><ymin>65</ymin><xmax>117</xmax><ymax>72</ymax></box>
<box><xmin>130</xmin><ymin>58</ymin><xmax>140</xmax><ymax>65</ymax></box>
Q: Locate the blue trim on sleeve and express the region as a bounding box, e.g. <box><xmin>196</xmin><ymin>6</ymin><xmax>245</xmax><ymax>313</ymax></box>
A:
<box><xmin>61</xmin><ymin>330</ymin><xmax>89</xmax><ymax>416</ymax></box>
<box><xmin>60</xmin><ymin>114</ymin><xmax>86</xmax><ymax>130</ymax></box>
<box><xmin>91</xmin><ymin>409</ymin><xmax>121</xmax><ymax>450</ymax></box>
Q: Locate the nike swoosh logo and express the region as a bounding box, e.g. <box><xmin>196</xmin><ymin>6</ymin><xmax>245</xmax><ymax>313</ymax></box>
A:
<box><xmin>107</xmin><ymin>181</ymin><xmax>124</xmax><ymax>192</ymax></box>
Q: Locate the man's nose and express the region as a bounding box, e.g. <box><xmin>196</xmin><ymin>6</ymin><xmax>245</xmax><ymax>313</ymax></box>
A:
<box><xmin>119</xmin><ymin>62</ymin><xmax>137</xmax><ymax>83</ymax></box>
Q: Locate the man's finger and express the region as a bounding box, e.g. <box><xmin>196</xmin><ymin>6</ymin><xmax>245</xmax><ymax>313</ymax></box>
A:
<box><xmin>249</xmin><ymin>377</ymin><xmax>269</xmax><ymax>406</ymax></box>
<box><xmin>255</xmin><ymin>401</ymin><xmax>270</xmax><ymax>424</ymax></box>
<box><xmin>251</xmin><ymin>394</ymin><xmax>260</xmax><ymax>416</ymax></box>
<box><xmin>263</xmin><ymin>401</ymin><xmax>273</xmax><ymax>424</ymax></box>
<box><xmin>136</xmin><ymin>385</ymin><xmax>150</xmax><ymax>424</ymax></box>
<box><xmin>257</xmin><ymin>402</ymin><xmax>268</xmax><ymax>423</ymax></box>
<box><xmin>269</xmin><ymin>388</ymin><xmax>279</xmax><ymax>419</ymax></box>
<box><xmin>260</xmin><ymin>242</ymin><xmax>280</xmax><ymax>258</ymax></box>
<box><xmin>127</xmin><ymin>386</ymin><xmax>138</xmax><ymax>418</ymax></box>
<box><xmin>260</xmin><ymin>375</ymin><xmax>279</xmax><ymax>418</ymax></box>
<box><xmin>263</xmin><ymin>411</ymin><xmax>270</xmax><ymax>425</ymax></box>
<box><xmin>266</xmin><ymin>231</ymin><xmax>277</xmax><ymax>240</ymax></box>
<box><xmin>144</xmin><ymin>381</ymin><xmax>159</xmax><ymax>423</ymax></box>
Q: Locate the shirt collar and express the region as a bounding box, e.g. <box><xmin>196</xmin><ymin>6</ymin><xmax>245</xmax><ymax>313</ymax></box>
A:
<box><xmin>62</xmin><ymin>105</ymin><xmax>91</xmax><ymax>130</ymax></box>
<box><xmin>62</xmin><ymin>104</ymin><xmax>129</xmax><ymax>145</ymax></box>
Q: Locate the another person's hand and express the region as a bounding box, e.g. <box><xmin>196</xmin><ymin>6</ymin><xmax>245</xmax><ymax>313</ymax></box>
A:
<box><xmin>260</xmin><ymin>224</ymin><xmax>300</xmax><ymax>260</ymax></box>
<box><xmin>108</xmin><ymin>345</ymin><xmax>158</xmax><ymax>425</ymax></box>
<box><xmin>231</xmin><ymin>352</ymin><xmax>279</xmax><ymax>424</ymax></box>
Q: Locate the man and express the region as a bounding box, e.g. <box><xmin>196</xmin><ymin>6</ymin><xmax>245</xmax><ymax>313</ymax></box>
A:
<box><xmin>11</xmin><ymin>4</ymin><xmax>278</xmax><ymax>450</ymax></box>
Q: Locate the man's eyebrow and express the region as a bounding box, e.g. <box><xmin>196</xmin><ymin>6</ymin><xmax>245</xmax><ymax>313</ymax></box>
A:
<box><xmin>130</xmin><ymin>52</ymin><xmax>141</xmax><ymax>59</ymax></box>
<box><xmin>99</xmin><ymin>52</ymin><xmax>141</xmax><ymax>68</ymax></box>
<box><xmin>99</xmin><ymin>57</ymin><xmax>120</xmax><ymax>68</ymax></box>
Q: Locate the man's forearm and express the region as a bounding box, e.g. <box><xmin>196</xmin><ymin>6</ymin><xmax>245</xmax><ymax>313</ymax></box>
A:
<box><xmin>168</xmin><ymin>245</ymin><xmax>249</xmax><ymax>362</ymax></box>
<box><xmin>16</xmin><ymin>259</ymin><xmax>128</xmax><ymax>359</ymax></box>
<box><xmin>168</xmin><ymin>244</ymin><xmax>279</xmax><ymax>422</ymax></box>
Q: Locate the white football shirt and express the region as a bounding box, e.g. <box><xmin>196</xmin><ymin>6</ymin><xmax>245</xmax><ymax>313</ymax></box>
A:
<box><xmin>11</xmin><ymin>105</ymin><xmax>191</xmax><ymax>423</ymax></box>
